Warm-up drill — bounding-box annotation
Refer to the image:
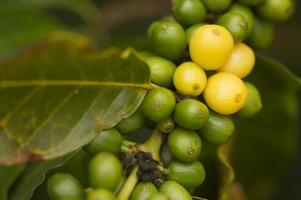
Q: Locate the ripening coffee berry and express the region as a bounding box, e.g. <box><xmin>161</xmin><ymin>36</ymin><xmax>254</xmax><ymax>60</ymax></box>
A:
<box><xmin>172</xmin><ymin>0</ymin><xmax>207</xmax><ymax>26</ymax></box>
<box><xmin>198</xmin><ymin>112</ymin><xmax>235</xmax><ymax>145</ymax></box>
<box><xmin>116</xmin><ymin>110</ymin><xmax>145</xmax><ymax>134</ymax></box>
<box><xmin>148</xmin><ymin>193</ymin><xmax>169</xmax><ymax>200</ymax></box>
<box><xmin>142</xmin><ymin>88</ymin><xmax>176</xmax><ymax>122</ymax></box>
<box><xmin>247</xmin><ymin>17</ymin><xmax>274</xmax><ymax>50</ymax></box>
<box><xmin>174</xmin><ymin>99</ymin><xmax>209</xmax><ymax>130</ymax></box>
<box><xmin>185</xmin><ymin>23</ymin><xmax>205</xmax><ymax>44</ymax></box>
<box><xmin>238</xmin><ymin>82</ymin><xmax>263</xmax><ymax>118</ymax></box>
<box><xmin>204</xmin><ymin>72</ymin><xmax>248</xmax><ymax>115</ymax></box>
<box><xmin>167</xmin><ymin>160</ymin><xmax>206</xmax><ymax>188</ymax></box>
<box><xmin>203</xmin><ymin>0</ymin><xmax>232</xmax><ymax>13</ymax></box>
<box><xmin>168</xmin><ymin>127</ymin><xmax>202</xmax><ymax>162</ymax></box>
<box><xmin>87</xmin><ymin>189</ymin><xmax>116</xmax><ymax>200</ymax></box>
<box><xmin>173</xmin><ymin>62</ymin><xmax>207</xmax><ymax>96</ymax></box>
<box><xmin>147</xmin><ymin>21</ymin><xmax>186</xmax><ymax>60</ymax></box>
<box><xmin>218</xmin><ymin>43</ymin><xmax>255</xmax><ymax>78</ymax></box>
<box><xmin>257</xmin><ymin>0</ymin><xmax>295</xmax><ymax>22</ymax></box>
<box><xmin>160</xmin><ymin>142</ymin><xmax>174</xmax><ymax>166</ymax></box>
<box><xmin>160</xmin><ymin>181</ymin><xmax>192</xmax><ymax>200</ymax></box>
<box><xmin>190</xmin><ymin>25</ymin><xmax>234</xmax><ymax>70</ymax></box>
<box><xmin>217</xmin><ymin>12</ymin><xmax>249</xmax><ymax>43</ymax></box>
<box><xmin>157</xmin><ymin>118</ymin><xmax>175</xmax><ymax>133</ymax></box>
<box><xmin>130</xmin><ymin>182</ymin><xmax>158</xmax><ymax>200</ymax></box>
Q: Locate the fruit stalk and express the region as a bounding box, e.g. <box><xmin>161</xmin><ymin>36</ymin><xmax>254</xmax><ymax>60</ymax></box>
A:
<box><xmin>117</xmin><ymin>166</ymin><xmax>139</xmax><ymax>200</ymax></box>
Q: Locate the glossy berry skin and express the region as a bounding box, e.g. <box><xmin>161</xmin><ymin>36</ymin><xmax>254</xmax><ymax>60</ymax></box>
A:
<box><xmin>142</xmin><ymin>88</ymin><xmax>176</xmax><ymax>122</ymax></box>
<box><xmin>168</xmin><ymin>127</ymin><xmax>202</xmax><ymax>162</ymax></box>
<box><xmin>130</xmin><ymin>182</ymin><xmax>158</xmax><ymax>200</ymax></box>
<box><xmin>88</xmin><ymin>152</ymin><xmax>122</xmax><ymax>190</ymax></box>
<box><xmin>172</xmin><ymin>0</ymin><xmax>207</xmax><ymax>26</ymax></box>
<box><xmin>147</xmin><ymin>193</ymin><xmax>169</xmax><ymax>200</ymax></box>
<box><xmin>160</xmin><ymin>142</ymin><xmax>174</xmax><ymax>166</ymax></box>
<box><xmin>238</xmin><ymin>82</ymin><xmax>262</xmax><ymax>118</ymax></box>
<box><xmin>160</xmin><ymin>181</ymin><xmax>192</xmax><ymax>200</ymax></box>
<box><xmin>230</xmin><ymin>2</ymin><xmax>255</xmax><ymax>36</ymax></box>
<box><xmin>247</xmin><ymin>18</ymin><xmax>274</xmax><ymax>50</ymax></box>
<box><xmin>147</xmin><ymin>21</ymin><xmax>186</xmax><ymax>60</ymax></box>
<box><xmin>174</xmin><ymin>99</ymin><xmax>209</xmax><ymax>130</ymax></box>
<box><xmin>198</xmin><ymin>112</ymin><xmax>234</xmax><ymax>145</ymax></box>
<box><xmin>157</xmin><ymin>118</ymin><xmax>175</xmax><ymax>133</ymax></box>
<box><xmin>190</xmin><ymin>25</ymin><xmax>234</xmax><ymax>70</ymax></box>
<box><xmin>203</xmin><ymin>0</ymin><xmax>232</xmax><ymax>12</ymax></box>
<box><xmin>84</xmin><ymin>128</ymin><xmax>122</xmax><ymax>154</ymax></box>
<box><xmin>173</xmin><ymin>62</ymin><xmax>207</xmax><ymax>96</ymax></box>
<box><xmin>87</xmin><ymin>189</ymin><xmax>116</xmax><ymax>200</ymax></box>
<box><xmin>47</xmin><ymin>173</ymin><xmax>84</xmax><ymax>200</ymax></box>
<box><xmin>204</xmin><ymin>72</ymin><xmax>248</xmax><ymax>115</ymax></box>
<box><xmin>218</xmin><ymin>43</ymin><xmax>255</xmax><ymax>78</ymax></box>
<box><xmin>145</xmin><ymin>56</ymin><xmax>176</xmax><ymax>88</ymax></box>
<box><xmin>167</xmin><ymin>160</ymin><xmax>206</xmax><ymax>188</ymax></box>
<box><xmin>238</xmin><ymin>0</ymin><xmax>264</xmax><ymax>6</ymax></box>
<box><xmin>217</xmin><ymin>12</ymin><xmax>249</xmax><ymax>43</ymax></box>
<box><xmin>185</xmin><ymin>23</ymin><xmax>205</xmax><ymax>44</ymax></box>
<box><xmin>257</xmin><ymin>0</ymin><xmax>295</xmax><ymax>22</ymax></box>
<box><xmin>116</xmin><ymin>110</ymin><xmax>145</xmax><ymax>134</ymax></box>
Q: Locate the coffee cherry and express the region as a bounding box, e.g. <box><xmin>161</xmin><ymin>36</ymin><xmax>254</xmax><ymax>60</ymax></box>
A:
<box><xmin>142</xmin><ymin>88</ymin><xmax>176</xmax><ymax>122</ymax></box>
<box><xmin>145</xmin><ymin>56</ymin><xmax>176</xmax><ymax>88</ymax></box>
<box><xmin>257</xmin><ymin>0</ymin><xmax>295</xmax><ymax>22</ymax></box>
<box><xmin>172</xmin><ymin>0</ymin><xmax>207</xmax><ymax>26</ymax></box>
<box><xmin>87</xmin><ymin>189</ymin><xmax>116</xmax><ymax>200</ymax></box>
<box><xmin>130</xmin><ymin>182</ymin><xmax>158</xmax><ymax>200</ymax></box>
<box><xmin>47</xmin><ymin>173</ymin><xmax>84</xmax><ymax>200</ymax></box>
<box><xmin>174</xmin><ymin>99</ymin><xmax>209</xmax><ymax>130</ymax></box>
<box><xmin>204</xmin><ymin>72</ymin><xmax>248</xmax><ymax>115</ymax></box>
<box><xmin>238</xmin><ymin>82</ymin><xmax>262</xmax><ymax>118</ymax></box>
<box><xmin>160</xmin><ymin>142</ymin><xmax>174</xmax><ymax>166</ymax></box>
<box><xmin>203</xmin><ymin>0</ymin><xmax>232</xmax><ymax>13</ymax></box>
<box><xmin>148</xmin><ymin>193</ymin><xmax>169</xmax><ymax>200</ymax></box>
<box><xmin>247</xmin><ymin>17</ymin><xmax>274</xmax><ymax>50</ymax></box>
<box><xmin>88</xmin><ymin>152</ymin><xmax>122</xmax><ymax>190</ymax></box>
<box><xmin>173</xmin><ymin>62</ymin><xmax>207</xmax><ymax>96</ymax></box>
<box><xmin>116</xmin><ymin>110</ymin><xmax>145</xmax><ymax>134</ymax></box>
<box><xmin>217</xmin><ymin>12</ymin><xmax>249</xmax><ymax>43</ymax></box>
<box><xmin>147</xmin><ymin>21</ymin><xmax>186</xmax><ymax>60</ymax></box>
<box><xmin>167</xmin><ymin>160</ymin><xmax>206</xmax><ymax>188</ymax></box>
<box><xmin>160</xmin><ymin>181</ymin><xmax>192</xmax><ymax>200</ymax></box>
<box><xmin>238</xmin><ymin>0</ymin><xmax>264</xmax><ymax>6</ymax></box>
<box><xmin>190</xmin><ymin>25</ymin><xmax>234</xmax><ymax>70</ymax></box>
<box><xmin>218</xmin><ymin>43</ymin><xmax>255</xmax><ymax>78</ymax></box>
<box><xmin>185</xmin><ymin>23</ymin><xmax>205</xmax><ymax>44</ymax></box>
<box><xmin>84</xmin><ymin>128</ymin><xmax>122</xmax><ymax>155</ymax></box>
<box><xmin>157</xmin><ymin>118</ymin><xmax>175</xmax><ymax>133</ymax></box>
<box><xmin>198</xmin><ymin>112</ymin><xmax>234</xmax><ymax>145</ymax></box>
<box><xmin>168</xmin><ymin>127</ymin><xmax>202</xmax><ymax>162</ymax></box>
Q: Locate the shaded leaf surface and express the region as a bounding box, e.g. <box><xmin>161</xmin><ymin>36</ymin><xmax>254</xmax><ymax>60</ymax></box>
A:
<box><xmin>0</xmin><ymin>32</ymin><xmax>151</xmax><ymax>165</ymax></box>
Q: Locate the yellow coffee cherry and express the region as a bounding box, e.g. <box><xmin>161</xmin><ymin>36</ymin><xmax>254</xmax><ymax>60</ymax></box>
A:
<box><xmin>218</xmin><ymin>43</ymin><xmax>255</xmax><ymax>78</ymax></box>
<box><xmin>189</xmin><ymin>24</ymin><xmax>234</xmax><ymax>70</ymax></box>
<box><xmin>173</xmin><ymin>62</ymin><xmax>207</xmax><ymax>96</ymax></box>
<box><xmin>204</xmin><ymin>72</ymin><xmax>248</xmax><ymax>115</ymax></box>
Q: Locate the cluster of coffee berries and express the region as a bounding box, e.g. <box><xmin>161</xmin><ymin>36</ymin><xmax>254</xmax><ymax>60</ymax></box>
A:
<box><xmin>46</xmin><ymin>0</ymin><xmax>294</xmax><ymax>199</ymax></box>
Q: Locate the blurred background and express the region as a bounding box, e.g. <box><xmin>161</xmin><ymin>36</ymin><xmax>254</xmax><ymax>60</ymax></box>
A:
<box><xmin>0</xmin><ymin>0</ymin><xmax>300</xmax><ymax>199</ymax></box>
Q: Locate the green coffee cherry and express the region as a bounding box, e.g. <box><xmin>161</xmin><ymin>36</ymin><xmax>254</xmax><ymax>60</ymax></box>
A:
<box><xmin>257</xmin><ymin>0</ymin><xmax>294</xmax><ymax>22</ymax></box>
<box><xmin>84</xmin><ymin>129</ymin><xmax>122</xmax><ymax>154</ymax></box>
<box><xmin>142</xmin><ymin>88</ymin><xmax>176</xmax><ymax>122</ymax></box>
<box><xmin>138</xmin><ymin>51</ymin><xmax>155</xmax><ymax>60</ymax></box>
<box><xmin>116</xmin><ymin>110</ymin><xmax>145</xmax><ymax>134</ymax></box>
<box><xmin>238</xmin><ymin>82</ymin><xmax>262</xmax><ymax>118</ymax></box>
<box><xmin>247</xmin><ymin>17</ymin><xmax>274</xmax><ymax>49</ymax></box>
<box><xmin>167</xmin><ymin>160</ymin><xmax>206</xmax><ymax>188</ymax></box>
<box><xmin>88</xmin><ymin>152</ymin><xmax>122</xmax><ymax>190</ymax></box>
<box><xmin>145</xmin><ymin>56</ymin><xmax>176</xmax><ymax>88</ymax></box>
<box><xmin>147</xmin><ymin>21</ymin><xmax>186</xmax><ymax>60</ymax></box>
<box><xmin>238</xmin><ymin>0</ymin><xmax>264</xmax><ymax>6</ymax></box>
<box><xmin>198</xmin><ymin>112</ymin><xmax>234</xmax><ymax>145</ymax></box>
<box><xmin>148</xmin><ymin>193</ymin><xmax>169</xmax><ymax>200</ymax></box>
<box><xmin>185</xmin><ymin>23</ymin><xmax>205</xmax><ymax>44</ymax></box>
<box><xmin>160</xmin><ymin>181</ymin><xmax>192</xmax><ymax>200</ymax></box>
<box><xmin>230</xmin><ymin>2</ymin><xmax>255</xmax><ymax>36</ymax></box>
<box><xmin>203</xmin><ymin>0</ymin><xmax>232</xmax><ymax>13</ymax></box>
<box><xmin>160</xmin><ymin>142</ymin><xmax>174</xmax><ymax>166</ymax></box>
<box><xmin>172</xmin><ymin>0</ymin><xmax>207</xmax><ymax>26</ymax></box>
<box><xmin>168</xmin><ymin>127</ymin><xmax>202</xmax><ymax>162</ymax></box>
<box><xmin>130</xmin><ymin>182</ymin><xmax>158</xmax><ymax>200</ymax></box>
<box><xmin>174</xmin><ymin>99</ymin><xmax>209</xmax><ymax>130</ymax></box>
<box><xmin>157</xmin><ymin>118</ymin><xmax>175</xmax><ymax>133</ymax></box>
<box><xmin>217</xmin><ymin>12</ymin><xmax>249</xmax><ymax>43</ymax></box>
<box><xmin>47</xmin><ymin>173</ymin><xmax>84</xmax><ymax>200</ymax></box>
<box><xmin>87</xmin><ymin>189</ymin><xmax>116</xmax><ymax>200</ymax></box>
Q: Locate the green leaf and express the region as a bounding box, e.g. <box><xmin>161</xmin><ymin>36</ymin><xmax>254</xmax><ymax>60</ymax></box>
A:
<box><xmin>0</xmin><ymin>31</ymin><xmax>151</xmax><ymax>165</ymax></box>
<box><xmin>231</xmin><ymin>55</ymin><xmax>300</xmax><ymax>200</ymax></box>
<box><xmin>8</xmin><ymin>152</ymin><xmax>76</xmax><ymax>200</ymax></box>
<box><xmin>0</xmin><ymin>164</ymin><xmax>25</xmax><ymax>200</ymax></box>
